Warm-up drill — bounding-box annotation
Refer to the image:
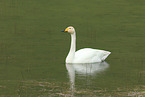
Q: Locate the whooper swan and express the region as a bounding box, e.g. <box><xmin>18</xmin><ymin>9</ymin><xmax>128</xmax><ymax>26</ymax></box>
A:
<box><xmin>62</xmin><ymin>26</ymin><xmax>111</xmax><ymax>63</ymax></box>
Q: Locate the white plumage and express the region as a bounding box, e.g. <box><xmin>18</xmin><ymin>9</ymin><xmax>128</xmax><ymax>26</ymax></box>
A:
<box><xmin>62</xmin><ymin>26</ymin><xmax>111</xmax><ymax>63</ymax></box>
<box><xmin>74</xmin><ymin>48</ymin><xmax>111</xmax><ymax>63</ymax></box>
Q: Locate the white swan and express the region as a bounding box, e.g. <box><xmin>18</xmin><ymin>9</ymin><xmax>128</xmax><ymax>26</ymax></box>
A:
<box><xmin>62</xmin><ymin>26</ymin><xmax>111</xmax><ymax>63</ymax></box>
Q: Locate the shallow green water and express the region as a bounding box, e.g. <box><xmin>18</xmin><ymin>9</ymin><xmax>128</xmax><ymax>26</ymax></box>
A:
<box><xmin>0</xmin><ymin>0</ymin><xmax>145</xmax><ymax>96</ymax></box>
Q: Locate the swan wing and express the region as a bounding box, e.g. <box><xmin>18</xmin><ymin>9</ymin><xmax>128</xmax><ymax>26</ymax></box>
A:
<box><xmin>73</xmin><ymin>48</ymin><xmax>111</xmax><ymax>63</ymax></box>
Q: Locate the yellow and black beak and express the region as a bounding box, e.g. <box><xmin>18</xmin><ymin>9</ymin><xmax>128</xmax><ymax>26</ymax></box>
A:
<box><xmin>61</xmin><ymin>28</ymin><xmax>69</xmax><ymax>32</ymax></box>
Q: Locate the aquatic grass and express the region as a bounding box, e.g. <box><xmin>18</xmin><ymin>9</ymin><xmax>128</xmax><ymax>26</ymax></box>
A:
<box><xmin>1</xmin><ymin>80</ymin><xmax>144</xmax><ymax>97</ymax></box>
<box><xmin>19</xmin><ymin>81</ymin><xmax>145</xmax><ymax>97</ymax></box>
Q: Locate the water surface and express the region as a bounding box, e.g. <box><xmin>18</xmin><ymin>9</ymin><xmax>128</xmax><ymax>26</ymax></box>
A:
<box><xmin>0</xmin><ymin>0</ymin><xmax>145</xmax><ymax>96</ymax></box>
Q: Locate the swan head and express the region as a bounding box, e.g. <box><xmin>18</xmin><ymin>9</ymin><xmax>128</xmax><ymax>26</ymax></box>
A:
<box><xmin>62</xmin><ymin>26</ymin><xmax>75</xmax><ymax>34</ymax></box>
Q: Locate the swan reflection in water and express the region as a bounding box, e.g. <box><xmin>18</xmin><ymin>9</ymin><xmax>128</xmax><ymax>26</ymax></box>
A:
<box><xmin>66</xmin><ymin>61</ymin><xmax>109</xmax><ymax>95</ymax></box>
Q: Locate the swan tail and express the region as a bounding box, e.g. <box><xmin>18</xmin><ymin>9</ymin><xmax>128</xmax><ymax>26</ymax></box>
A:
<box><xmin>102</xmin><ymin>51</ymin><xmax>111</xmax><ymax>61</ymax></box>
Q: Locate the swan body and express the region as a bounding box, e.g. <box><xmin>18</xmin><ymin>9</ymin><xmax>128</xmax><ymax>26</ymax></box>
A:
<box><xmin>74</xmin><ymin>48</ymin><xmax>111</xmax><ymax>63</ymax></box>
<box><xmin>62</xmin><ymin>26</ymin><xmax>111</xmax><ymax>63</ymax></box>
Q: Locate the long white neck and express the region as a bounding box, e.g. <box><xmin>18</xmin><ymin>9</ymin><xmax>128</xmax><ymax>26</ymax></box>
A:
<box><xmin>66</xmin><ymin>31</ymin><xmax>76</xmax><ymax>63</ymax></box>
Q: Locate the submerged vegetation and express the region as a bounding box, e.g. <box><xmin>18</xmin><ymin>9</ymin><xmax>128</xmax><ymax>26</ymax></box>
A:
<box><xmin>1</xmin><ymin>80</ymin><xmax>144</xmax><ymax>97</ymax></box>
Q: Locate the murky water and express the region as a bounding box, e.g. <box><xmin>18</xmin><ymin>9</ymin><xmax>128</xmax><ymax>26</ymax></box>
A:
<box><xmin>0</xmin><ymin>36</ymin><xmax>144</xmax><ymax>96</ymax></box>
<box><xmin>0</xmin><ymin>0</ymin><xmax>145</xmax><ymax>96</ymax></box>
